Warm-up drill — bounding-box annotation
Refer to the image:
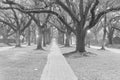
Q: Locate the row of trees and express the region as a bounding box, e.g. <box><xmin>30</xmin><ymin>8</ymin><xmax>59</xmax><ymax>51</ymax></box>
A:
<box><xmin>0</xmin><ymin>0</ymin><xmax>120</xmax><ymax>54</ymax></box>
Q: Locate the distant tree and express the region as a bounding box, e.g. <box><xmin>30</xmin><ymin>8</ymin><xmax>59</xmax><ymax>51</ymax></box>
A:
<box><xmin>0</xmin><ymin>23</ymin><xmax>13</xmax><ymax>45</ymax></box>
<box><xmin>0</xmin><ymin>9</ymin><xmax>32</xmax><ymax>47</ymax></box>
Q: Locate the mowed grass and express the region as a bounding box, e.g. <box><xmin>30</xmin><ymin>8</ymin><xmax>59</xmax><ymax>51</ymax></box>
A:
<box><xmin>0</xmin><ymin>45</ymin><xmax>49</xmax><ymax>80</ymax></box>
<box><xmin>60</xmin><ymin>46</ymin><xmax>120</xmax><ymax>80</ymax></box>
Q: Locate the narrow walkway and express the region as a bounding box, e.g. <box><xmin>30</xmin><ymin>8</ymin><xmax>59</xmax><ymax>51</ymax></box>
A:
<box><xmin>40</xmin><ymin>39</ymin><xmax>78</xmax><ymax>80</ymax></box>
<box><xmin>91</xmin><ymin>46</ymin><xmax>120</xmax><ymax>54</ymax></box>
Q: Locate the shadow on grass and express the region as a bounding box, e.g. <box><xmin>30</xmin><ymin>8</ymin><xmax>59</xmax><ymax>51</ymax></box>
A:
<box><xmin>63</xmin><ymin>51</ymin><xmax>97</xmax><ymax>59</ymax></box>
<box><xmin>14</xmin><ymin>46</ymin><xmax>27</xmax><ymax>48</ymax></box>
<box><xmin>97</xmin><ymin>48</ymin><xmax>109</xmax><ymax>52</ymax></box>
<box><xmin>60</xmin><ymin>46</ymin><xmax>74</xmax><ymax>48</ymax></box>
<box><xmin>33</xmin><ymin>48</ymin><xmax>50</xmax><ymax>54</ymax></box>
<box><xmin>34</xmin><ymin>48</ymin><xmax>46</xmax><ymax>51</ymax></box>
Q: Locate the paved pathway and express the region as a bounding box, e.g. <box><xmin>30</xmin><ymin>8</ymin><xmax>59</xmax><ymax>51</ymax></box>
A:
<box><xmin>91</xmin><ymin>46</ymin><xmax>120</xmax><ymax>54</ymax></box>
<box><xmin>40</xmin><ymin>39</ymin><xmax>78</xmax><ymax>80</ymax></box>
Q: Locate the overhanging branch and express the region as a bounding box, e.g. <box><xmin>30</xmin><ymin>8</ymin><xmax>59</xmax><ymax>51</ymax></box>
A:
<box><xmin>0</xmin><ymin>6</ymin><xmax>76</xmax><ymax>34</ymax></box>
<box><xmin>56</xmin><ymin>0</ymin><xmax>79</xmax><ymax>23</ymax></box>
<box><xmin>48</xmin><ymin>21</ymin><xmax>66</xmax><ymax>33</ymax></box>
<box><xmin>112</xmin><ymin>27</ymin><xmax>120</xmax><ymax>31</ymax></box>
<box><xmin>0</xmin><ymin>18</ymin><xmax>16</xmax><ymax>31</ymax></box>
<box><xmin>87</xmin><ymin>0</ymin><xmax>99</xmax><ymax>29</ymax></box>
<box><xmin>21</xmin><ymin>17</ymin><xmax>32</xmax><ymax>32</ymax></box>
<box><xmin>94</xmin><ymin>7</ymin><xmax>120</xmax><ymax>27</ymax></box>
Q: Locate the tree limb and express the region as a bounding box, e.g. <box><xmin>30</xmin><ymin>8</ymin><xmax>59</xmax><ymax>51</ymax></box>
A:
<box><xmin>112</xmin><ymin>27</ymin><xmax>120</xmax><ymax>31</ymax></box>
<box><xmin>0</xmin><ymin>18</ymin><xmax>16</xmax><ymax>31</ymax></box>
<box><xmin>0</xmin><ymin>1</ymin><xmax>76</xmax><ymax>34</ymax></box>
<box><xmin>87</xmin><ymin>0</ymin><xmax>99</xmax><ymax>29</ymax></box>
<box><xmin>95</xmin><ymin>7</ymin><xmax>120</xmax><ymax>25</ymax></box>
<box><xmin>21</xmin><ymin>17</ymin><xmax>32</xmax><ymax>33</ymax></box>
<box><xmin>56</xmin><ymin>0</ymin><xmax>79</xmax><ymax>23</ymax></box>
<box><xmin>79</xmin><ymin>0</ymin><xmax>84</xmax><ymax>18</ymax></box>
<box><xmin>48</xmin><ymin>21</ymin><xmax>66</xmax><ymax>33</ymax></box>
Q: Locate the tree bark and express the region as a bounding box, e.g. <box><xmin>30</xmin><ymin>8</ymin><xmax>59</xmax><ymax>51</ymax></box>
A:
<box><xmin>27</xmin><ymin>27</ymin><xmax>31</xmax><ymax>46</ymax></box>
<box><xmin>3</xmin><ymin>34</ymin><xmax>9</xmax><ymax>45</ymax></box>
<box><xmin>101</xmin><ymin>15</ymin><xmax>107</xmax><ymax>50</ymax></box>
<box><xmin>15</xmin><ymin>30</ymin><xmax>21</xmax><ymax>47</ymax></box>
<box><xmin>46</xmin><ymin>29</ymin><xmax>51</xmax><ymax>45</ymax></box>
<box><xmin>107</xmin><ymin>28</ymin><xmax>114</xmax><ymax>45</ymax></box>
<box><xmin>76</xmin><ymin>30</ymin><xmax>86</xmax><ymax>53</ymax></box>
<box><xmin>101</xmin><ymin>27</ymin><xmax>107</xmax><ymax>50</ymax></box>
<box><xmin>33</xmin><ymin>28</ymin><xmax>37</xmax><ymax>44</ymax></box>
<box><xmin>58</xmin><ymin>31</ymin><xmax>64</xmax><ymax>45</ymax></box>
<box><xmin>95</xmin><ymin>34</ymin><xmax>99</xmax><ymax>44</ymax></box>
<box><xmin>43</xmin><ymin>31</ymin><xmax>46</xmax><ymax>47</ymax></box>
<box><xmin>65</xmin><ymin>29</ymin><xmax>71</xmax><ymax>47</ymax></box>
<box><xmin>108</xmin><ymin>34</ymin><xmax>113</xmax><ymax>44</ymax></box>
<box><xmin>36</xmin><ymin>27</ymin><xmax>43</xmax><ymax>50</ymax></box>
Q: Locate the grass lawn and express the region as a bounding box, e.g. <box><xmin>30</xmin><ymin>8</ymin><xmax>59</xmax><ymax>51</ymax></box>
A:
<box><xmin>61</xmin><ymin>46</ymin><xmax>120</xmax><ymax>80</ymax></box>
<box><xmin>0</xmin><ymin>43</ymin><xmax>11</xmax><ymax>47</ymax></box>
<box><xmin>107</xmin><ymin>44</ymin><xmax>120</xmax><ymax>49</ymax></box>
<box><xmin>0</xmin><ymin>45</ymin><xmax>49</xmax><ymax>80</ymax></box>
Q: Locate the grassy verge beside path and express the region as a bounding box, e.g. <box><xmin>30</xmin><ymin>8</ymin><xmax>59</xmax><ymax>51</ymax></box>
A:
<box><xmin>0</xmin><ymin>45</ymin><xmax>49</xmax><ymax>80</ymax></box>
<box><xmin>61</xmin><ymin>46</ymin><xmax>120</xmax><ymax>80</ymax></box>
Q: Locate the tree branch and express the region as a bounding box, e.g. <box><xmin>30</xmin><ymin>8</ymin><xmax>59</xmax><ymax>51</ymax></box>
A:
<box><xmin>48</xmin><ymin>21</ymin><xmax>66</xmax><ymax>33</ymax></box>
<box><xmin>112</xmin><ymin>27</ymin><xmax>120</xmax><ymax>31</ymax></box>
<box><xmin>21</xmin><ymin>17</ymin><xmax>32</xmax><ymax>32</ymax></box>
<box><xmin>56</xmin><ymin>0</ymin><xmax>79</xmax><ymax>23</ymax></box>
<box><xmin>84</xmin><ymin>0</ymin><xmax>93</xmax><ymax>20</ymax></box>
<box><xmin>93</xmin><ymin>7</ymin><xmax>120</xmax><ymax>28</ymax></box>
<box><xmin>79</xmin><ymin>0</ymin><xmax>84</xmax><ymax>18</ymax></box>
<box><xmin>87</xmin><ymin>0</ymin><xmax>99</xmax><ymax>29</ymax></box>
<box><xmin>0</xmin><ymin>1</ymin><xmax>77</xmax><ymax>34</ymax></box>
<box><xmin>0</xmin><ymin>19</ymin><xmax>16</xmax><ymax>31</ymax></box>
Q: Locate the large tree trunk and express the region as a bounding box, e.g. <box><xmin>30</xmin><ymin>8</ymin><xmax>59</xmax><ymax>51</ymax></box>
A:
<box><xmin>94</xmin><ymin>33</ymin><xmax>99</xmax><ymax>44</ymax></box>
<box><xmin>33</xmin><ymin>28</ymin><xmax>37</xmax><ymax>44</ymax></box>
<box><xmin>108</xmin><ymin>34</ymin><xmax>113</xmax><ymax>44</ymax></box>
<box><xmin>76</xmin><ymin>30</ymin><xmax>86</xmax><ymax>53</ymax></box>
<box><xmin>15</xmin><ymin>30</ymin><xmax>21</xmax><ymax>47</ymax></box>
<box><xmin>101</xmin><ymin>15</ymin><xmax>107</xmax><ymax>50</ymax></box>
<box><xmin>36</xmin><ymin>27</ymin><xmax>43</xmax><ymax>50</ymax></box>
<box><xmin>46</xmin><ymin>29</ymin><xmax>51</xmax><ymax>45</ymax></box>
<box><xmin>101</xmin><ymin>27</ymin><xmax>107</xmax><ymax>50</ymax></box>
<box><xmin>107</xmin><ymin>28</ymin><xmax>114</xmax><ymax>45</ymax></box>
<box><xmin>27</xmin><ymin>27</ymin><xmax>31</xmax><ymax>46</ymax></box>
<box><xmin>65</xmin><ymin>30</ymin><xmax>71</xmax><ymax>47</ymax></box>
<box><xmin>3</xmin><ymin>34</ymin><xmax>9</xmax><ymax>45</ymax></box>
<box><xmin>43</xmin><ymin>31</ymin><xmax>46</xmax><ymax>47</ymax></box>
<box><xmin>58</xmin><ymin>31</ymin><xmax>64</xmax><ymax>45</ymax></box>
<box><xmin>2</xmin><ymin>28</ymin><xmax>10</xmax><ymax>45</ymax></box>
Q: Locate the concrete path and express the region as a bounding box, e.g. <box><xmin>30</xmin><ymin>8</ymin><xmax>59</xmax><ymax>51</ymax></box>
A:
<box><xmin>91</xmin><ymin>46</ymin><xmax>120</xmax><ymax>54</ymax></box>
<box><xmin>40</xmin><ymin>39</ymin><xmax>78</xmax><ymax>80</ymax></box>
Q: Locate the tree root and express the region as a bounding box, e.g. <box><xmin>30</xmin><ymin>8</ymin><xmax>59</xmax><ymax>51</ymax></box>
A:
<box><xmin>35</xmin><ymin>48</ymin><xmax>45</xmax><ymax>51</ymax></box>
<box><xmin>63</xmin><ymin>51</ymin><xmax>97</xmax><ymax>58</ymax></box>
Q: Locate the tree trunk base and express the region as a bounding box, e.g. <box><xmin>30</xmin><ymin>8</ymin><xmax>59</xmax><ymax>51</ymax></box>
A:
<box><xmin>36</xmin><ymin>46</ymin><xmax>44</xmax><ymax>50</ymax></box>
<box><xmin>28</xmin><ymin>44</ymin><xmax>31</xmax><ymax>46</ymax></box>
<box><xmin>36</xmin><ymin>48</ymin><xmax>44</xmax><ymax>50</ymax></box>
<box><xmin>100</xmin><ymin>46</ymin><xmax>106</xmax><ymax>50</ymax></box>
<box><xmin>64</xmin><ymin>44</ymin><xmax>71</xmax><ymax>47</ymax></box>
<box><xmin>43</xmin><ymin>43</ymin><xmax>46</xmax><ymax>47</ymax></box>
<box><xmin>63</xmin><ymin>50</ymin><xmax>96</xmax><ymax>58</ymax></box>
<box><xmin>15</xmin><ymin>45</ymin><xmax>21</xmax><ymax>47</ymax></box>
<box><xmin>63</xmin><ymin>50</ymin><xmax>87</xmax><ymax>57</ymax></box>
